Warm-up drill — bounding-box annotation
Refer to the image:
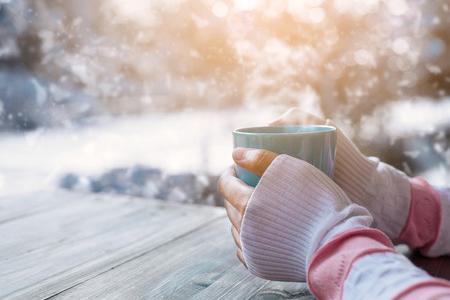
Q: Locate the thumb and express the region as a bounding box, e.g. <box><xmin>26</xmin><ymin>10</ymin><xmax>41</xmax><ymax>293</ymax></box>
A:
<box><xmin>232</xmin><ymin>148</ymin><xmax>279</xmax><ymax>176</ymax></box>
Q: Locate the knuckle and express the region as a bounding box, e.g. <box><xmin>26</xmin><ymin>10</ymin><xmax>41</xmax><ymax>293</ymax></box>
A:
<box><xmin>240</xmin><ymin>202</ymin><xmax>247</xmax><ymax>215</ymax></box>
<box><xmin>236</xmin><ymin>248</ymin><xmax>242</xmax><ymax>258</ymax></box>
<box><xmin>217</xmin><ymin>177</ymin><xmax>224</xmax><ymax>194</ymax></box>
<box><xmin>223</xmin><ymin>199</ymin><xmax>232</xmax><ymax>212</ymax></box>
<box><xmin>217</xmin><ymin>173</ymin><xmax>228</xmax><ymax>194</ymax></box>
<box><xmin>239</xmin><ymin>188</ymin><xmax>251</xmax><ymax>201</ymax></box>
<box><xmin>251</xmin><ymin>151</ymin><xmax>275</xmax><ymax>174</ymax></box>
<box><xmin>253</xmin><ymin>150</ymin><xmax>268</xmax><ymax>167</ymax></box>
<box><xmin>236</xmin><ymin>196</ymin><xmax>248</xmax><ymax>214</ymax></box>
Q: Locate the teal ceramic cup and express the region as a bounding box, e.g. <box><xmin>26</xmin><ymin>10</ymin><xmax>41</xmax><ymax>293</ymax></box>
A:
<box><xmin>233</xmin><ymin>125</ymin><xmax>337</xmax><ymax>187</ymax></box>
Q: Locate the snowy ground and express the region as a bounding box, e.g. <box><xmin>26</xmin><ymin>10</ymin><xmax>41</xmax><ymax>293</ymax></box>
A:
<box><xmin>0</xmin><ymin>108</ymin><xmax>282</xmax><ymax>198</ymax></box>
<box><xmin>0</xmin><ymin>102</ymin><xmax>448</xmax><ymax>200</ymax></box>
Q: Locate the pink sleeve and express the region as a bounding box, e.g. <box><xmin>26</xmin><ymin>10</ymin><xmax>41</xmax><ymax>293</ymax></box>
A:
<box><xmin>396</xmin><ymin>178</ymin><xmax>441</xmax><ymax>254</ymax></box>
<box><xmin>307</xmin><ymin>228</ymin><xmax>395</xmax><ymax>299</ymax></box>
<box><xmin>396</xmin><ymin>177</ymin><xmax>450</xmax><ymax>257</ymax></box>
<box><xmin>308</xmin><ymin>228</ymin><xmax>450</xmax><ymax>300</ymax></box>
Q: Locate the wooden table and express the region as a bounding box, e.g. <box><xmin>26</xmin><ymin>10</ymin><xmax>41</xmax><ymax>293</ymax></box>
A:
<box><xmin>0</xmin><ymin>191</ymin><xmax>313</xmax><ymax>299</ymax></box>
<box><xmin>1</xmin><ymin>191</ymin><xmax>448</xmax><ymax>299</ymax></box>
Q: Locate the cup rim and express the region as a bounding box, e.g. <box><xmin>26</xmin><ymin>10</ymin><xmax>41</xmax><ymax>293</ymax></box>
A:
<box><xmin>233</xmin><ymin>125</ymin><xmax>336</xmax><ymax>136</ymax></box>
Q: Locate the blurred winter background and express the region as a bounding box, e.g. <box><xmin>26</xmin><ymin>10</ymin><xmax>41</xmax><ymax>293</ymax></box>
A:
<box><xmin>0</xmin><ymin>0</ymin><xmax>449</xmax><ymax>204</ymax></box>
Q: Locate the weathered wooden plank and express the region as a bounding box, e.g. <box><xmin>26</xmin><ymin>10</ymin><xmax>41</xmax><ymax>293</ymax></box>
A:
<box><xmin>0</xmin><ymin>191</ymin><xmax>226</xmax><ymax>300</ymax></box>
<box><xmin>4</xmin><ymin>190</ymin><xmax>448</xmax><ymax>300</ymax></box>
<box><xmin>51</xmin><ymin>217</ymin><xmax>314</xmax><ymax>300</ymax></box>
<box><xmin>1</xmin><ymin>190</ymin><xmax>188</xmax><ymax>259</ymax></box>
<box><xmin>0</xmin><ymin>191</ymin><xmax>73</xmax><ymax>224</ymax></box>
<box><xmin>0</xmin><ymin>193</ymin><xmax>140</xmax><ymax>258</ymax></box>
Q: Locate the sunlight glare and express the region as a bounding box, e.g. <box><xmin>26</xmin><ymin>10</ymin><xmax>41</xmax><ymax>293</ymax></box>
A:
<box><xmin>212</xmin><ymin>1</ymin><xmax>229</xmax><ymax>18</ymax></box>
<box><xmin>233</xmin><ymin>0</ymin><xmax>262</xmax><ymax>11</ymax></box>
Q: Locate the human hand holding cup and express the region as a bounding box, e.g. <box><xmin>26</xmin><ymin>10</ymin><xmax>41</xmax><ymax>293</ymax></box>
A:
<box><xmin>219</xmin><ymin>111</ymin><xmax>337</xmax><ymax>267</ymax></box>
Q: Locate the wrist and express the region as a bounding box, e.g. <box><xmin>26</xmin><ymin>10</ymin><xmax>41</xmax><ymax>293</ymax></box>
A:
<box><xmin>326</xmin><ymin>119</ymin><xmax>412</xmax><ymax>240</ymax></box>
<box><xmin>370</xmin><ymin>162</ymin><xmax>411</xmax><ymax>239</ymax></box>
<box><xmin>325</xmin><ymin>119</ymin><xmax>379</xmax><ymax>203</ymax></box>
<box><xmin>308</xmin><ymin>228</ymin><xmax>395</xmax><ymax>300</ymax></box>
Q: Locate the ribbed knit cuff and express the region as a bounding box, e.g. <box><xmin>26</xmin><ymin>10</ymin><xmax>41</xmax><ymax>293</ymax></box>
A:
<box><xmin>325</xmin><ymin>119</ymin><xmax>411</xmax><ymax>240</ymax></box>
<box><xmin>309</xmin><ymin>227</ymin><xmax>450</xmax><ymax>300</ymax></box>
<box><xmin>397</xmin><ymin>178</ymin><xmax>441</xmax><ymax>255</ymax></box>
<box><xmin>370</xmin><ymin>162</ymin><xmax>411</xmax><ymax>239</ymax></box>
<box><xmin>325</xmin><ymin>119</ymin><xmax>378</xmax><ymax>204</ymax></box>
<box><xmin>240</xmin><ymin>155</ymin><xmax>372</xmax><ymax>282</ymax></box>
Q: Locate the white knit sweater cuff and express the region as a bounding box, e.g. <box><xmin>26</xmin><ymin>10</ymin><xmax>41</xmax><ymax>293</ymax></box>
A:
<box><xmin>325</xmin><ymin>119</ymin><xmax>411</xmax><ymax>240</ymax></box>
<box><xmin>240</xmin><ymin>155</ymin><xmax>372</xmax><ymax>282</ymax></box>
<box><xmin>325</xmin><ymin>119</ymin><xmax>379</xmax><ymax>203</ymax></box>
<box><xmin>371</xmin><ymin>162</ymin><xmax>411</xmax><ymax>240</ymax></box>
<box><xmin>343</xmin><ymin>252</ymin><xmax>434</xmax><ymax>300</ymax></box>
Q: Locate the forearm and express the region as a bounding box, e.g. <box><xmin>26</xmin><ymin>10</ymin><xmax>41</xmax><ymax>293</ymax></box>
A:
<box><xmin>326</xmin><ymin>119</ymin><xmax>450</xmax><ymax>256</ymax></box>
<box><xmin>237</xmin><ymin>154</ymin><xmax>450</xmax><ymax>299</ymax></box>
<box><xmin>309</xmin><ymin>228</ymin><xmax>450</xmax><ymax>300</ymax></box>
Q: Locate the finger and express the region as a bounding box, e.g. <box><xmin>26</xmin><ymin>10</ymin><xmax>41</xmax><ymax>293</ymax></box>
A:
<box><xmin>269</xmin><ymin>108</ymin><xmax>301</xmax><ymax>125</ymax></box>
<box><xmin>236</xmin><ymin>248</ymin><xmax>247</xmax><ymax>268</ymax></box>
<box><xmin>218</xmin><ymin>166</ymin><xmax>253</xmax><ymax>214</ymax></box>
<box><xmin>231</xmin><ymin>225</ymin><xmax>242</xmax><ymax>249</ymax></box>
<box><xmin>224</xmin><ymin>200</ymin><xmax>243</xmax><ymax>232</ymax></box>
<box><xmin>269</xmin><ymin>118</ymin><xmax>286</xmax><ymax>126</ymax></box>
<box><xmin>232</xmin><ymin>148</ymin><xmax>279</xmax><ymax>177</ymax></box>
<box><xmin>269</xmin><ymin>108</ymin><xmax>325</xmax><ymax>126</ymax></box>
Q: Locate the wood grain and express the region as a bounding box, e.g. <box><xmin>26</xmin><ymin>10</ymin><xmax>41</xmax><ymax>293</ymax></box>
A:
<box><xmin>51</xmin><ymin>217</ymin><xmax>314</xmax><ymax>300</ymax></box>
<box><xmin>2</xmin><ymin>190</ymin><xmax>449</xmax><ymax>300</ymax></box>
<box><xmin>0</xmin><ymin>191</ymin><xmax>226</xmax><ymax>300</ymax></box>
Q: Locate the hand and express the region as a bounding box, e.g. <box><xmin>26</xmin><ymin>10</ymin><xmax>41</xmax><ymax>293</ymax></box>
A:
<box><xmin>227</xmin><ymin>154</ymin><xmax>373</xmax><ymax>282</ymax></box>
<box><xmin>218</xmin><ymin>148</ymin><xmax>279</xmax><ymax>267</ymax></box>
<box><xmin>271</xmin><ymin>107</ymin><xmax>412</xmax><ymax>241</ymax></box>
<box><xmin>269</xmin><ymin>108</ymin><xmax>325</xmax><ymax>126</ymax></box>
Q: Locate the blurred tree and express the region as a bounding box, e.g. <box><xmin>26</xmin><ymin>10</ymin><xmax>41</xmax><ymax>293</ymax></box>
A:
<box><xmin>234</xmin><ymin>0</ymin><xmax>449</xmax><ymax>124</ymax></box>
<box><xmin>0</xmin><ymin>0</ymin><xmax>100</xmax><ymax>130</ymax></box>
<box><xmin>1</xmin><ymin>0</ymin><xmax>449</xmax><ymax>128</ymax></box>
<box><xmin>415</xmin><ymin>0</ymin><xmax>450</xmax><ymax>98</ymax></box>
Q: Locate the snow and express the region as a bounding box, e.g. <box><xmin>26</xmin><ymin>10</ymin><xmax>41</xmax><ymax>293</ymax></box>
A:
<box><xmin>354</xmin><ymin>49</ymin><xmax>376</xmax><ymax>67</ymax></box>
<box><xmin>382</xmin><ymin>98</ymin><xmax>450</xmax><ymax>137</ymax></box>
<box><xmin>234</xmin><ymin>0</ymin><xmax>263</xmax><ymax>11</ymax></box>
<box><xmin>0</xmin><ymin>108</ymin><xmax>281</xmax><ymax>197</ymax></box>
<box><xmin>1</xmin><ymin>101</ymin><xmax>447</xmax><ymax>200</ymax></box>
<box><xmin>392</xmin><ymin>38</ymin><xmax>410</xmax><ymax>55</ymax></box>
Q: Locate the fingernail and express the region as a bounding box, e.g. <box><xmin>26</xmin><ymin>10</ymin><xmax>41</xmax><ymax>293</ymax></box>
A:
<box><xmin>232</xmin><ymin>148</ymin><xmax>246</xmax><ymax>161</ymax></box>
